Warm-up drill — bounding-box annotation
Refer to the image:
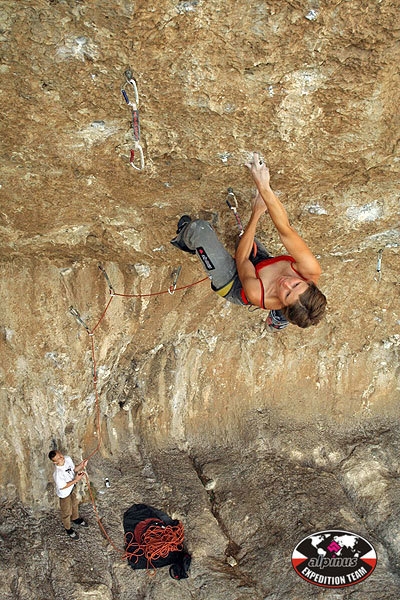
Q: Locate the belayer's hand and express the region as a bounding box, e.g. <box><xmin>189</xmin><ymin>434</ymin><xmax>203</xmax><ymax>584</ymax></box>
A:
<box><xmin>246</xmin><ymin>152</ymin><xmax>271</xmax><ymax>190</ymax></box>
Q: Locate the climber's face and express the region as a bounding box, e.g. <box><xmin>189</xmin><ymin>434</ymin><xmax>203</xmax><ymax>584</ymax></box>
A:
<box><xmin>51</xmin><ymin>452</ymin><xmax>65</xmax><ymax>466</ymax></box>
<box><xmin>277</xmin><ymin>275</ymin><xmax>309</xmax><ymax>307</ymax></box>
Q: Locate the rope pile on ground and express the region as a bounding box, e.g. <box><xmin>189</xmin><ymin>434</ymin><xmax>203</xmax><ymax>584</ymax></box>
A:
<box><xmin>124</xmin><ymin>521</ymin><xmax>185</xmax><ymax>569</ymax></box>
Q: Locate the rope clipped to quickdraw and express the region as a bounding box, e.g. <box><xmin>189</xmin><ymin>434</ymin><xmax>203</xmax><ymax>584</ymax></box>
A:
<box><xmin>98</xmin><ymin>263</ymin><xmax>115</xmax><ymax>295</ymax></box>
<box><xmin>68</xmin><ymin>265</ymin><xmax>208</xmax><ymax>457</ymax></box>
<box><xmin>121</xmin><ymin>69</ymin><xmax>144</xmax><ymax>171</ymax></box>
<box><xmin>226</xmin><ymin>187</ymin><xmax>244</xmax><ymax>236</ymax></box>
<box><xmin>124</xmin><ymin>521</ymin><xmax>185</xmax><ymax>570</ymax></box>
<box><xmin>168</xmin><ymin>266</ymin><xmax>182</xmax><ymax>295</ymax></box>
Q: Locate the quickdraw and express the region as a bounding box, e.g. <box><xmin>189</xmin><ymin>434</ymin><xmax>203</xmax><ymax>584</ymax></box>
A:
<box><xmin>69</xmin><ymin>306</ymin><xmax>92</xmax><ymax>335</ymax></box>
<box><xmin>374</xmin><ymin>248</ymin><xmax>383</xmax><ymax>282</ymax></box>
<box><xmin>121</xmin><ymin>69</ymin><xmax>145</xmax><ymax>171</ymax></box>
<box><xmin>226</xmin><ymin>187</ymin><xmax>244</xmax><ymax>236</ymax></box>
<box><xmin>98</xmin><ymin>264</ymin><xmax>115</xmax><ymax>295</ymax></box>
<box><xmin>168</xmin><ymin>266</ymin><xmax>182</xmax><ymax>295</ymax></box>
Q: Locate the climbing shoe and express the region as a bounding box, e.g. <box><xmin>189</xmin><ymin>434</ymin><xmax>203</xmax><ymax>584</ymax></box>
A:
<box><xmin>72</xmin><ymin>518</ymin><xmax>89</xmax><ymax>527</ymax></box>
<box><xmin>66</xmin><ymin>528</ymin><xmax>79</xmax><ymax>540</ymax></box>
<box><xmin>176</xmin><ymin>215</ymin><xmax>191</xmax><ymax>234</ymax></box>
<box><xmin>170</xmin><ymin>215</ymin><xmax>196</xmax><ymax>254</ymax></box>
<box><xmin>266</xmin><ymin>310</ymin><xmax>290</xmax><ymax>331</ymax></box>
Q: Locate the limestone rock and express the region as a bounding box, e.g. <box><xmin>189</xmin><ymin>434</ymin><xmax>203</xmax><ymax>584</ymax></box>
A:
<box><xmin>1</xmin><ymin>0</ymin><xmax>399</xmax><ymax>598</ymax></box>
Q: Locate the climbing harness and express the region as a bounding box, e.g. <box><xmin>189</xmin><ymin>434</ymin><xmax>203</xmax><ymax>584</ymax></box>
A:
<box><xmin>226</xmin><ymin>187</ymin><xmax>244</xmax><ymax>235</ymax></box>
<box><xmin>168</xmin><ymin>266</ymin><xmax>182</xmax><ymax>295</ymax></box>
<box><xmin>374</xmin><ymin>249</ymin><xmax>383</xmax><ymax>282</ymax></box>
<box><xmin>121</xmin><ymin>69</ymin><xmax>145</xmax><ymax>171</ymax></box>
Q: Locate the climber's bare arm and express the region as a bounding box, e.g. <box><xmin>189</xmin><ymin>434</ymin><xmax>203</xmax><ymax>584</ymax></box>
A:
<box><xmin>235</xmin><ymin>193</ymin><xmax>267</xmax><ymax>305</ymax></box>
<box><xmin>246</xmin><ymin>153</ymin><xmax>322</xmax><ymax>283</ymax></box>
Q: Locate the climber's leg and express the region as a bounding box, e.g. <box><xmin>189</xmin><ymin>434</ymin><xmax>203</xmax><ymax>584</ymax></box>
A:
<box><xmin>171</xmin><ymin>218</ymin><xmax>237</xmax><ymax>291</ymax></box>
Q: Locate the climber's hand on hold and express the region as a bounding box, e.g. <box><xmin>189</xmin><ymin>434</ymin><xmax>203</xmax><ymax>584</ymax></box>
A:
<box><xmin>246</xmin><ymin>152</ymin><xmax>271</xmax><ymax>192</ymax></box>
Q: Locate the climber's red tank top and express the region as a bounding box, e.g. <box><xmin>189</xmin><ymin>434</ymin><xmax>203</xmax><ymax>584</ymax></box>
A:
<box><xmin>240</xmin><ymin>255</ymin><xmax>306</xmax><ymax>309</ymax></box>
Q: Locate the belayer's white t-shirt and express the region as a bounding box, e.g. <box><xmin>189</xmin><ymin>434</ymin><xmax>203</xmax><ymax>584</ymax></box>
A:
<box><xmin>53</xmin><ymin>455</ymin><xmax>75</xmax><ymax>498</ymax></box>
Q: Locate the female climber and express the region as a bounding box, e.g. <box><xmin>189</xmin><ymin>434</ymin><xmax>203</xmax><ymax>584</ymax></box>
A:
<box><xmin>170</xmin><ymin>152</ymin><xmax>326</xmax><ymax>329</ymax></box>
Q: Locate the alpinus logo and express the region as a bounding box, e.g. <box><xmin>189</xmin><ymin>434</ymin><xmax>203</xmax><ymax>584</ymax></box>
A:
<box><xmin>292</xmin><ymin>530</ymin><xmax>377</xmax><ymax>588</ymax></box>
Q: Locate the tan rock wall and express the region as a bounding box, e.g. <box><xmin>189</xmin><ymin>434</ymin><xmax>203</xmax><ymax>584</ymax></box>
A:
<box><xmin>1</xmin><ymin>3</ymin><xmax>400</xmax><ymax>597</ymax></box>
<box><xmin>0</xmin><ymin>0</ymin><xmax>399</xmax><ymax>509</ymax></box>
<box><xmin>1</xmin><ymin>253</ymin><xmax>398</xmax><ymax>504</ymax></box>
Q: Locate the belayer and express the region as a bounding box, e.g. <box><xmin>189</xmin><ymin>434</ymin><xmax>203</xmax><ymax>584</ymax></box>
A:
<box><xmin>48</xmin><ymin>449</ymin><xmax>89</xmax><ymax>540</ymax></box>
<box><xmin>123</xmin><ymin>504</ymin><xmax>191</xmax><ymax>579</ymax></box>
<box><xmin>171</xmin><ymin>152</ymin><xmax>326</xmax><ymax>329</ymax></box>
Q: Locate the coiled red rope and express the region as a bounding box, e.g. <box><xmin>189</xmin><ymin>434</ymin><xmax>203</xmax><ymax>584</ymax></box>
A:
<box><xmin>124</xmin><ymin>521</ymin><xmax>185</xmax><ymax>569</ymax></box>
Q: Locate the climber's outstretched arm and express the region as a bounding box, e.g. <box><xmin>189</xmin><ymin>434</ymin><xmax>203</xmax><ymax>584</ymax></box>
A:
<box><xmin>246</xmin><ymin>153</ymin><xmax>322</xmax><ymax>283</ymax></box>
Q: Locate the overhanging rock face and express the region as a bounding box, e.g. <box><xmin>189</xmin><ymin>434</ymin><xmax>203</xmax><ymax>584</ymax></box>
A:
<box><xmin>1</xmin><ymin>1</ymin><xmax>399</xmax><ymax>599</ymax></box>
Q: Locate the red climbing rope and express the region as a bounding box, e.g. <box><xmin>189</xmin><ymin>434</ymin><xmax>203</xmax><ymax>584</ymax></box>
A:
<box><xmin>84</xmin><ymin>471</ymin><xmax>125</xmax><ymax>555</ymax></box>
<box><xmin>70</xmin><ymin>267</ymin><xmax>207</xmax><ymax>463</ymax></box>
<box><xmin>124</xmin><ymin>521</ymin><xmax>185</xmax><ymax>569</ymax></box>
<box><xmin>113</xmin><ymin>277</ymin><xmax>208</xmax><ymax>298</ymax></box>
<box><xmin>83</xmin><ymin>334</ymin><xmax>103</xmax><ymax>462</ymax></box>
<box><xmin>91</xmin><ymin>295</ymin><xmax>115</xmax><ymax>334</ymax></box>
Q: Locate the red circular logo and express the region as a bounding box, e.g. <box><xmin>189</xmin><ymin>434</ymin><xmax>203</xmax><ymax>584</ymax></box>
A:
<box><xmin>292</xmin><ymin>530</ymin><xmax>377</xmax><ymax>588</ymax></box>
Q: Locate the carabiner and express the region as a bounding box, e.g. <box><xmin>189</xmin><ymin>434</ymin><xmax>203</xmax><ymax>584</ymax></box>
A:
<box><xmin>121</xmin><ymin>69</ymin><xmax>145</xmax><ymax>172</ymax></box>
<box><xmin>69</xmin><ymin>306</ymin><xmax>91</xmax><ymax>333</ymax></box>
<box><xmin>129</xmin><ymin>144</ymin><xmax>145</xmax><ymax>171</ymax></box>
<box><xmin>98</xmin><ymin>264</ymin><xmax>115</xmax><ymax>295</ymax></box>
<box><xmin>374</xmin><ymin>249</ymin><xmax>383</xmax><ymax>282</ymax></box>
<box><xmin>168</xmin><ymin>266</ymin><xmax>182</xmax><ymax>295</ymax></box>
<box><xmin>226</xmin><ymin>187</ymin><xmax>238</xmax><ymax>213</ymax></box>
<box><xmin>121</xmin><ymin>74</ymin><xmax>139</xmax><ymax>109</ymax></box>
<box><xmin>226</xmin><ymin>187</ymin><xmax>244</xmax><ymax>235</ymax></box>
